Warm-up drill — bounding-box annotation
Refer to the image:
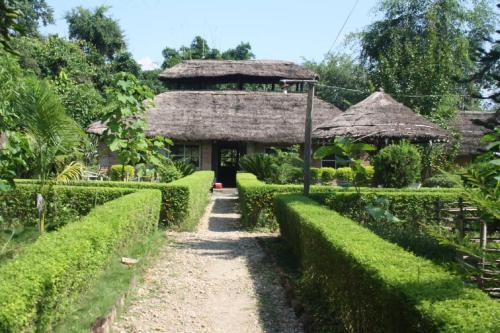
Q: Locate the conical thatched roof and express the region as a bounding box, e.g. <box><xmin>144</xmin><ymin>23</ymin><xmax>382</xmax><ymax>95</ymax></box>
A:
<box><xmin>158</xmin><ymin>60</ymin><xmax>318</xmax><ymax>84</ymax></box>
<box><xmin>87</xmin><ymin>90</ymin><xmax>341</xmax><ymax>144</ymax></box>
<box><xmin>313</xmin><ymin>91</ymin><xmax>448</xmax><ymax>143</ymax></box>
<box><xmin>454</xmin><ymin>111</ymin><xmax>498</xmax><ymax>156</ymax></box>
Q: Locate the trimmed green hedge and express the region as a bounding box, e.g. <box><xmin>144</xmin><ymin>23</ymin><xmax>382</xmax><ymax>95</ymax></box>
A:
<box><xmin>275</xmin><ymin>194</ymin><xmax>500</xmax><ymax>332</ymax></box>
<box><xmin>312</xmin><ymin>191</ymin><xmax>462</xmax><ymax>261</ymax></box>
<box><xmin>236</xmin><ymin>173</ymin><xmax>461</xmax><ymax>229</ymax></box>
<box><xmin>16</xmin><ymin>171</ymin><xmax>214</xmax><ymax>229</ymax></box>
<box><xmin>0</xmin><ymin>189</ymin><xmax>162</xmax><ymax>332</ymax></box>
<box><xmin>0</xmin><ymin>184</ymin><xmax>134</xmax><ymax>229</ymax></box>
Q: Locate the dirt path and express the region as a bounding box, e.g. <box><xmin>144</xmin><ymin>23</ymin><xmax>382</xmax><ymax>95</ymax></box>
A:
<box><xmin>113</xmin><ymin>189</ymin><xmax>303</xmax><ymax>333</ymax></box>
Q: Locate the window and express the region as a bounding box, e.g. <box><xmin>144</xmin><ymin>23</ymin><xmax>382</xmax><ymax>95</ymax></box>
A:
<box><xmin>321</xmin><ymin>154</ymin><xmax>336</xmax><ymax>168</ymax></box>
<box><xmin>170</xmin><ymin>145</ymin><xmax>200</xmax><ymax>167</ymax></box>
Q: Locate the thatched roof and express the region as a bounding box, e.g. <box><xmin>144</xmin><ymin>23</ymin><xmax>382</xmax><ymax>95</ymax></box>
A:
<box><xmin>455</xmin><ymin>111</ymin><xmax>498</xmax><ymax>156</ymax></box>
<box><xmin>87</xmin><ymin>91</ymin><xmax>341</xmax><ymax>144</ymax></box>
<box><xmin>158</xmin><ymin>60</ymin><xmax>318</xmax><ymax>84</ymax></box>
<box><xmin>313</xmin><ymin>91</ymin><xmax>448</xmax><ymax>143</ymax></box>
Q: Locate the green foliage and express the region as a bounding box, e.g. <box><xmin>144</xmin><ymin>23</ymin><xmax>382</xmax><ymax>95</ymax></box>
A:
<box><xmin>274</xmin><ymin>194</ymin><xmax>500</xmax><ymax>332</ymax></box>
<box><xmin>14</xmin><ymin>35</ymin><xmax>97</xmax><ymax>83</ymax></box>
<box><xmin>108</xmin><ymin>164</ymin><xmax>135</xmax><ymax>181</ymax></box>
<box><xmin>0</xmin><ymin>183</ymin><xmax>133</xmax><ymax>230</ymax></box>
<box><xmin>5</xmin><ymin>0</ymin><xmax>54</xmax><ymax>36</ymax></box>
<box><xmin>0</xmin><ymin>189</ymin><xmax>161</xmax><ymax>332</ymax></box>
<box><xmin>310</xmin><ymin>167</ymin><xmax>321</xmax><ymax>184</ymax></box>
<box><xmin>236</xmin><ymin>172</ymin><xmax>461</xmax><ymax>230</ymax></box>
<box><xmin>161</xmin><ymin>36</ymin><xmax>254</xmax><ymax>69</ymax></box>
<box><xmin>17</xmin><ymin>171</ymin><xmax>215</xmax><ymax>229</ymax></box>
<box><xmin>65</xmin><ymin>6</ymin><xmax>125</xmax><ymax>60</ymax></box>
<box><xmin>320</xmin><ymin>167</ymin><xmax>336</xmax><ymax>183</ymax></box>
<box><xmin>239</xmin><ymin>153</ymin><xmax>277</xmax><ymax>182</ymax></box>
<box><xmin>157</xmin><ymin>163</ymin><xmax>182</xmax><ymax>183</ymax></box>
<box><xmin>314</xmin><ymin>136</ymin><xmax>376</xmax><ymax>191</ymax></box>
<box><xmin>239</xmin><ymin>146</ymin><xmax>304</xmax><ymax>184</ymax></box>
<box><xmin>173</xmin><ymin>159</ymin><xmax>196</xmax><ymax>177</ymax></box>
<box><xmin>360</xmin><ymin>0</ymin><xmax>496</xmax><ymax>118</ymax></box>
<box><xmin>422</xmin><ymin>173</ymin><xmax>462</xmax><ymax>188</ymax></box>
<box><xmin>312</xmin><ymin>191</ymin><xmax>461</xmax><ymax>262</ymax></box>
<box><xmin>13</xmin><ymin>77</ymin><xmax>83</xmax><ymax>182</ymax></box>
<box><xmin>0</xmin><ymin>0</ymin><xmax>23</xmax><ymax>54</ymax></box>
<box><xmin>373</xmin><ymin>141</ymin><xmax>422</xmax><ymax>188</ymax></box>
<box><xmin>102</xmin><ymin>73</ymin><xmax>171</xmax><ymax>170</ymax></box>
<box><xmin>50</xmin><ymin>72</ymin><xmax>105</xmax><ymax>127</ymax></box>
<box><xmin>138</xmin><ymin>69</ymin><xmax>166</xmax><ymax>95</ymax></box>
<box><xmin>304</xmin><ymin>52</ymin><xmax>369</xmax><ymax>110</ymax></box>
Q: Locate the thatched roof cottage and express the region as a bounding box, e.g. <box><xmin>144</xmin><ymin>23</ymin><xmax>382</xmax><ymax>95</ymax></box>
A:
<box><xmin>313</xmin><ymin>91</ymin><xmax>449</xmax><ymax>144</ymax></box>
<box><xmin>88</xmin><ymin>60</ymin><xmax>341</xmax><ymax>186</ymax></box>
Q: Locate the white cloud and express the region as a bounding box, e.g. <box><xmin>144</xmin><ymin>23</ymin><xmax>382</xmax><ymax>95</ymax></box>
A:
<box><xmin>137</xmin><ymin>57</ymin><xmax>160</xmax><ymax>71</ymax></box>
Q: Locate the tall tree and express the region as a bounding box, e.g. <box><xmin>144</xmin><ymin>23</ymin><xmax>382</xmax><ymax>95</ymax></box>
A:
<box><xmin>65</xmin><ymin>6</ymin><xmax>126</xmax><ymax>60</ymax></box>
<box><xmin>222</xmin><ymin>42</ymin><xmax>254</xmax><ymax>60</ymax></box>
<box><xmin>360</xmin><ymin>0</ymin><xmax>497</xmax><ymax>121</ymax></box>
<box><xmin>304</xmin><ymin>53</ymin><xmax>370</xmax><ymax>110</ymax></box>
<box><xmin>6</xmin><ymin>0</ymin><xmax>53</xmax><ymax>36</ymax></box>
<box><xmin>0</xmin><ymin>0</ymin><xmax>22</xmax><ymax>54</ymax></box>
<box><xmin>161</xmin><ymin>36</ymin><xmax>255</xmax><ymax>69</ymax></box>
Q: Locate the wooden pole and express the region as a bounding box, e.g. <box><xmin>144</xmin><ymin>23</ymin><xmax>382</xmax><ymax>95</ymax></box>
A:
<box><xmin>303</xmin><ymin>82</ymin><xmax>315</xmax><ymax>196</ymax></box>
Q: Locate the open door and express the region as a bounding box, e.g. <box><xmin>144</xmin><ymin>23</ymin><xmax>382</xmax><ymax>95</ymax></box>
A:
<box><xmin>212</xmin><ymin>141</ymin><xmax>246</xmax><ymax>187</ymax></box>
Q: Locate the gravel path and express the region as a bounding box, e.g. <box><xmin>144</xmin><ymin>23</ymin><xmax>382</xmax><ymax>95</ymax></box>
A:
<box><xmin>113</xmin><ymin>189</ymin><xmax>303</xmax><ymax>333</ymax></box>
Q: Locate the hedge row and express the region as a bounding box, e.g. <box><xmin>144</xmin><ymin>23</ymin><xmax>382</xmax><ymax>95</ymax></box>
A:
<box><xmin>0</xmin><ymin>189</ymin><xmax>162</xmax><ymax>332</ymax></box>
<box><xmin>311</xmin><ymin>191</ymin><xmax>462</xmax><ymax>262</ymax></box>
<box><xmin>236</xmin><ymin>173</ymin><xmax>461</xmax><ymax>229</ymax></box>
<box><xmin>16</xmin><ymin>171</ymin><xmax>214</xmax><ymax>229</ymax></box>
<box><xmin>275</xmin><ymin>194</ymin><xmax>500</xmax><ymax>332</ymax></box>
<box><xmin>0</xmin><ymin>184</ymin><xmax>134</xmax><ymax>229</ymax></box>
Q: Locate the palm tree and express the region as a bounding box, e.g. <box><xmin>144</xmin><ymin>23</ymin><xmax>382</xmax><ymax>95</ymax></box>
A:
<box><xmin>14</xmin><ymin>78</ymin><xmax>84</xmax><ymax>232</ymax></box>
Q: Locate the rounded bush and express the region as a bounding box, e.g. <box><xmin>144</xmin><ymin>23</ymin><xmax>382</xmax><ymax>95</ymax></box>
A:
<box><xmin>108</xmin><ymin>165</ymin><xmax>135</xmax><ymax>181</ymax></box>
<box><xmin>373</xmin><ymin>142</ymin><xmax>421</xmax><ymax>188</ymax></box>
<box><xmin>310</xmin><ymin>167</ymin><xmax>321</xmax><ymax>184</ymax></box>
<box><xmin>335</xmin><ymin>167</ymin><xmax>354</xmax><ymax>181</ymax></box>
<box><xmin>320</xmin><ymin>167</ymin><xmax>336</xmax><ymax>183</ymax></box>
<box><xmin>157</xmin><ymin>164</ymin><xmax>182</xmax><ymax>183</ymax></box>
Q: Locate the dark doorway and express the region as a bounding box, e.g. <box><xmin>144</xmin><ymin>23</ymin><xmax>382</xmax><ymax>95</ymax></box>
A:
<box><xmin>212</xmin><ymin>141</ymin><xmax>246</xmax><ymax>187</ymax></box>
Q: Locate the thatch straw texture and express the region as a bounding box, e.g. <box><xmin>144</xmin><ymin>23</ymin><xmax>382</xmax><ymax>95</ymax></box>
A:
<box><xmin>158</xmin><ymin>60</ymin><xmax>318</xmax><ymax>83</ymax></box>
<box><xmin>87</xmin><ymin>90</ymin><xmax>341</xmax><ymax>144</ymax></box>
<box><xmin>313</xmin><ymin>91</ymin><xmax>448</xmax><ymax>143</ymax></box>
<box><xmin>455</xmin><ymin>111</ymin><xmax>498</xmax><ymax>156</ymax></box>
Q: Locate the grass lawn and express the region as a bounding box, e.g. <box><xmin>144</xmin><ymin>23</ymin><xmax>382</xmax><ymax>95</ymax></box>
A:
<box><xmin>54</xmin><ymin>229</ymin><xmax>167</xmax><ymax>333</ymax></box>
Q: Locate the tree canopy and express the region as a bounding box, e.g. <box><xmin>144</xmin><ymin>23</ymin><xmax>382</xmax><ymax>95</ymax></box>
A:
<box><xmin>161</xmin><ymin>36</ymin><xmax>255</xmax><ymax>69</ymax></box>
<box><xmin>65</xmin><ymin>6</ymin><xmax>126</xmax><ymax>60</ymax></box>
<box><xmin>6</xmin><ymin>0</ymin><xmax>54</xmax><ymax>36</ymax></box>
<box><xmin>359</xmin><ymin>0</ymin><xmax>498</xmax><ymax>119</ymax></box>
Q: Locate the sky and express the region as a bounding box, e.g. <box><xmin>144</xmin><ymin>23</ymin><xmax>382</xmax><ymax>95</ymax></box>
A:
<box><xmin>40</xmin><ymin>0</ymin><xmax>380</xmax><ymax>70</ymax></box>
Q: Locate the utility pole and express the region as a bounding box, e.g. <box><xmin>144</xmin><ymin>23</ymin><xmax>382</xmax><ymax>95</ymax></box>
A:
<box><xmin>281</xmin><ymin>79</ymin><xmax>316</xmax><ymax>196</ymax></box>
<box><xmin>303</xmin><ymin>82</ymin><xmax>315</xmax><ymax>196</ymax></box>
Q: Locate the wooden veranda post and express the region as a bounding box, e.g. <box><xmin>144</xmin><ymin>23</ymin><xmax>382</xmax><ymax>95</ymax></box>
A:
<box><xmin>303</xmin><ymin>82</ymin><xmax>315</xmax><ymax>196</ymax></box>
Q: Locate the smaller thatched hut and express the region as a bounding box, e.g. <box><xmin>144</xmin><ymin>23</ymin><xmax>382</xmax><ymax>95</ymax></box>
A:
<box><xmin>312</xmin><ymin>91</ymin><xmax>449</xmax><ymax>144</ymax></box>
<box><xmin>454</xmin><ymin>111</ymin><xmax>498</xmax><ymax>163</ymax></box>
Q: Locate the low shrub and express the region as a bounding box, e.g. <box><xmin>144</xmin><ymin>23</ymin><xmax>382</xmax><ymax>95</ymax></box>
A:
<box><xmin>236</xmin><ymin>173</ymin><xmax>455</xmax><ymax>229</ymax></box>
<box><xmin>16</xmin><ymin>171</ymin><xmax>214</xmax><ymax>229</ymax></box>
<box><xmin>0</xmin><ymin>190</ymin><xmax>162</xmax><ymax>332</ymax></box>
<box><xmin>157</xmin><ymin>164</ymin><xmax>182</xmax><ymax>183</ymax></box>
<box><xmin>311</xmin><ymin>191</ymin><xmax>460</xmax><ymax>261</ymax></box>
<box><xmin>320</xmin><ymin>167</ymin><xmax>336</xmax><ymax>183</ymax></box>
<box><xmin>423</xmin><ymin>173</ymin><xmax>462</xmax><ymax>188</ymax></box>
<box><xmin>310</xmin><ymin>167</ymin><xmax>321</xmax><ymax>184</ymax></box>
<box><xmin>0</xmin><ymin>184</ymin><xmax>134</xmax><ymax>229</ymax></box>
<box><xmin>108</xmin><ymin>164</ymin><xmax>135</xmax><ymax>181</ymax></box>
<box><xmin>373</xmin><ymin>141</ymin><xmax>421</xmax><ymax>188</ymax></box>
<box><xmin>333</xmin><ymin>166</ymin><xmax>374</xmax><ymax>185</ymax></box>
<box><xmin>275</xmin><ymin>194</ymin><xmax>500</xmax><ymax>332</ymax></box>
